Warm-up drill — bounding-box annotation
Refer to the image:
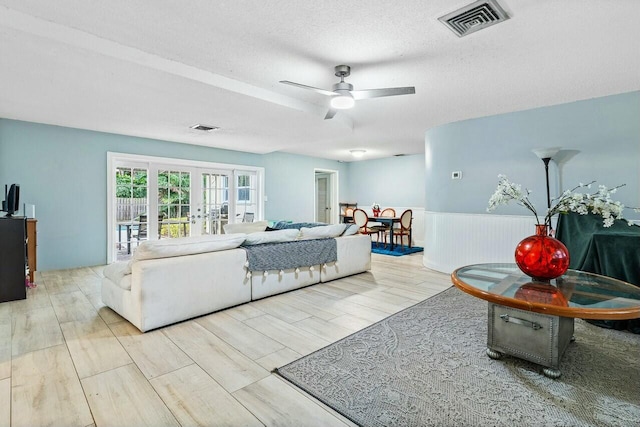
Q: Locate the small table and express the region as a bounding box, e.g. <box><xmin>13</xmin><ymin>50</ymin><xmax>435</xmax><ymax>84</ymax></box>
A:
<box><xmin>117</xmin><ymin>222</ymin><xmax>139</xmax><ymax>254</ymax></box>
<box><xmin>451</xmin><ymin>263</ymin><xmax>640</xmax><ymax>378</ymax></box>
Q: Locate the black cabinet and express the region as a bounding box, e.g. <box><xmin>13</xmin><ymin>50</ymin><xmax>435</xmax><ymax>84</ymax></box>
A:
<box><xmin>0</xmin><ymin>217</ymin><xmax>27</xmax><ymax>302</ymax></box>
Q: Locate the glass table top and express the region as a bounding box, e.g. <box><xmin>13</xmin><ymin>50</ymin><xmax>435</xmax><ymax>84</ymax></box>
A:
<box><xmin>451</xmin><ymin>263</ymin><xmax>640</xmax><ymax>320</ymax></box>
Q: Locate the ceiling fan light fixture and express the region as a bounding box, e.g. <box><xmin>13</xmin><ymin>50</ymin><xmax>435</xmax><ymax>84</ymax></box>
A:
<box><xmin>330</xmin><ymin>92</ymin><xmax>355</xmax><ymax>109</ymax></box>
<box><xmin>350</xmin><ymin>149</ymin><xmax>366</xmax><ymax>158</ymax></box>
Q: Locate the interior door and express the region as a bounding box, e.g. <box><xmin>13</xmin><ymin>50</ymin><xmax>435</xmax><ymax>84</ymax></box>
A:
<box><xmin>315</xmin><ymin>174</ymin><xmax>330</xmax><ymax>223</ymax></box>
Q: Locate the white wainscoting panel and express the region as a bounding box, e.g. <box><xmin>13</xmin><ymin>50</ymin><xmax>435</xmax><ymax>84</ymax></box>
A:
<box><xmin>423</xmin><ymin>211</ymin><xmax>534</xmax><ymax>274</ymax></box>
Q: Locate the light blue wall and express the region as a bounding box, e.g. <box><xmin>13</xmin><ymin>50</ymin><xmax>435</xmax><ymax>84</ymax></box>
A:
<box><xmin>262</xmin><ymin>152</ymin><xmax>349</xmax><ymax>222</ymax></box>
<box><xmin>346</xmin><ymin>154</ymin><xmax>425</xmax><ymax>208</ymax></box>
<box><xmin>0</xmin><ymin>119</ymin><xmax>346</xmax><ymax>270</ymax></box>
<box><xmin>424</xmin><ymin>91</ymin><xmax>640</xmax><ymax>220</ymax></box>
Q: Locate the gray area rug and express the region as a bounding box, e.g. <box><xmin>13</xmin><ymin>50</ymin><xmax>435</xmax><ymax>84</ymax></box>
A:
<box><xmin>276</xmin><ymin>287</ymin><xmax>640</xmax><ymax>427</ymax></box>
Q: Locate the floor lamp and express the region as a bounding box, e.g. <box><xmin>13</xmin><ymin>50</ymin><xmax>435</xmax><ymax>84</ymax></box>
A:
<box><xmin>532</xmin><ymin>146</ymin><xmax>561</xmax><ymax>210</ymax></box>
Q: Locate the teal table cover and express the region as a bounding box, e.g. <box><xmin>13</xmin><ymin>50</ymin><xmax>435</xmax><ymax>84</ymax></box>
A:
<box><xmin>556</xmin><ymin>212</ymin><xmax>640</xmax><ymax>333</ymax></box>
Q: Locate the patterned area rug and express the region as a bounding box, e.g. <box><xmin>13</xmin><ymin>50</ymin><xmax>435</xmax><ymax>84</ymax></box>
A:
<box><xmin>370</xmin><ymin>243</ymin><xmax>423</xmax><ymax>256</ymax></box>
<box><xmin>276</xmin><ymin>287</ymin><xmax>640</xmax><ymax>427</ymax></box>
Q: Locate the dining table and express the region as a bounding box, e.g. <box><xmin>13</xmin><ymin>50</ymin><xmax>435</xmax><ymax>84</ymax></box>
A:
<box><xmin>343</xmin><ymin>215</ymin><xmax>407</xmax><ymax>251</ymax></box>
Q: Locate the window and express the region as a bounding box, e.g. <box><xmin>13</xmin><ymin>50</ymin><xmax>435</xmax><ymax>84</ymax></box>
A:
<box><xmin>237</xmin><ymin>174</ymin><xmax>251</xmax><ymax>202</ymax></box>
<box><xmin>235</xmin><ymin>171</ymin><xmax>257</xmax><ymax>219</ymax></box>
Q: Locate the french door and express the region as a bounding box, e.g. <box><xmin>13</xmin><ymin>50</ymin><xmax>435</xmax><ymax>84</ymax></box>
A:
<box><xmin>197</xmin><ymin>170</ymin><xmax>231</xmax><ymax>236</ymax></box>
<box><xmin>108</xmin><ymin>153</ymin><xmax>263</xmax><ymax>263</ymax></box>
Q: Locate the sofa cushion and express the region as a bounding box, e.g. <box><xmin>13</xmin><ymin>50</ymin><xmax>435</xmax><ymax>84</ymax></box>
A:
<box><xmin>243</xmin><ymin>228</ymin><xmax>299</xmax><ymax>245</ymax></box>
<box><xmin>133</xmin><ymin>233</ymin><xmax>247</xmax><ymax>260</ymax></box>
<box><xmin>342</xmin><ymin>223</ymin><xmax>359</xmax><ymax>236</ymax></box>
<box><xmin>299</xmin><ymin>224</ymin><xmax>347</xmax><ymax>240</ymax></box>
<box><xmin>223</xmin><ymin>220</ymin><xmax>268</xmax><ymax>234</ymax></box>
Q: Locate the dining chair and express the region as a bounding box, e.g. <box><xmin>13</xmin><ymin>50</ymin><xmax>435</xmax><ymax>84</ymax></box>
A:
<box><xmin>344</xmin><ymin>207</ymin><xmax>355</xmax><ymax>223</ymax></box>
<box><xmin>353</xmin><ymin>208</ymin><xmax>384</xmax><ymax>245</ymax></box>
<box><xmin>136</xmin><ymin>214</ymin><xmax>148</xmax><ymax>241</ymax></box>
<box><xmin>135</xmin><ymin>214</ymin><xmax>165</xmax><ymax>241</ymax></box>
<box><xmin>243</xmin><ymin>212</ymin><xmax>255</xmax><ymax>222</ymax></box>
<box><xmin>378</xmin><ymin>208</ymin><xmax>396</xmax><ymax>245</ymax></box>
<box><xmin>387</xmin><ymin>209</ymin><xmax>412</xmax><ymax>250</ymax></box>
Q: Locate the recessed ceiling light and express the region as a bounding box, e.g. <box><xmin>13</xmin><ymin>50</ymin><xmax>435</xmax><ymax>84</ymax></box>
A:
<box><xmin>350</xmin><ymin>149</ymin><xmax>366</xmax><ymax>158</ymax></box>
<box><xmin>189</xmin><ymin>124</ymin><xmax>220</xmax><ymax>132</ymax></box>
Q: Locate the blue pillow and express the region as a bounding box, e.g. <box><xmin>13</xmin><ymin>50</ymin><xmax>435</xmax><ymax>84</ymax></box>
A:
<box><xmin>272</xmin><ymin>221</ymin><xmax>328</xmax><ymax>230</ymax></box>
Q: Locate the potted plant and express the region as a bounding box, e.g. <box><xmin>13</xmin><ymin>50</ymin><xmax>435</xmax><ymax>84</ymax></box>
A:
<box><xmin>372</xmin><ymin>202</ymin><xmax>381</xmax><ymax>217</ymax></box>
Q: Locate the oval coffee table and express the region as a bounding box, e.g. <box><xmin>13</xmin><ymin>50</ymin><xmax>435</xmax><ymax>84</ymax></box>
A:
<box><xmin>451</xmin><ymin>263</ymin><xmax>640</xmax><ymax>378</ymax></box>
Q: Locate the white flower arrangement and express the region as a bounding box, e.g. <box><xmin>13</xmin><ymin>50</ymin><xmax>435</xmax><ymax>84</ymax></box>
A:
<box><xmin>487</xmin><ymin>174</ymin><xmax>638</xmax><ymax>227</ymax></box>
<box><xmin>372</xmin><ymin>202</ymin><xmax>380</xmax><ymax>210</ymax></box>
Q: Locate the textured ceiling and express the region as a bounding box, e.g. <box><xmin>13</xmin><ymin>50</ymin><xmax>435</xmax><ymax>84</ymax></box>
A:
<box><xmin>0</xmin><ymin>1</ymin><xmax>639</xmax><ymax>161</ymax></box>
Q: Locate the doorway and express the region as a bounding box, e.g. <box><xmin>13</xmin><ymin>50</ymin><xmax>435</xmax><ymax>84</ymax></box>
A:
<box><xmin>314</xmin><ymin>169</ymin><xmax>339</xmax><ymax>224</ymax></box>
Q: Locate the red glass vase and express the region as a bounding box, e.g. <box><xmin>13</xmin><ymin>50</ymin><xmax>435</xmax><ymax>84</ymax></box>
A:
<box><xmin>514</xmin><ymin>282</ymin><xmax>569</xmax><ymax>306</ymax></box>
<box><xmin>373</xmin><ymin>209</ymin><xmax>380</xmax><ymax>217</ymax></box>
<box><xmin>514</xmin><ymin>224</ymin><xmax>570</xmax><ymax>281</ymax></box>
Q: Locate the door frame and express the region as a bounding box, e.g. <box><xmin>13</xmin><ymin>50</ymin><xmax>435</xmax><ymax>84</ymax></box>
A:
<box><xmin>314</xmin><ymin>168</ymin><xmax>339</xmax><ymax>224</ymax></box>
<box><xmin>107</xmin><ymin>152</ymin><xmax>264</xmax><ymax>263</ymax></box>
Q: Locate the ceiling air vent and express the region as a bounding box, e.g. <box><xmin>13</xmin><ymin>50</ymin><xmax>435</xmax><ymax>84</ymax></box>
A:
<box><xmin>438</xmin><ymin>0</ymin><xmax>509</xmax><ymax>37</ymax></box>
<box><xmin>189</xmin><ymin>124</ymin><xmax>219</xmax><ymax>132</ymax></box>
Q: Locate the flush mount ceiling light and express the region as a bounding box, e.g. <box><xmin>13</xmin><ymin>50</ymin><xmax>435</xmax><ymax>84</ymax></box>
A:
<box><xmin>350</xmin><ymin>149</ymin><xmax>366</xmax><ymax>158</ymax></box>
<box><xmin>189</xmin><ymin>124</ymin><xmax>220</xmax><ymax>132</ymax></box>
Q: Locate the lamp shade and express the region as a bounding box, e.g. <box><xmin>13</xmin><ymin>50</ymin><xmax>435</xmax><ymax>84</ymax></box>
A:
<box><xmin>532</xmin><ymin>147</ymin><xmax>561</xmax><ymax>160</ymax></box>
<box><xmin>330</xmin><ymin>92</ymin><xmax>355</xmax><ymax>109</ymax></box>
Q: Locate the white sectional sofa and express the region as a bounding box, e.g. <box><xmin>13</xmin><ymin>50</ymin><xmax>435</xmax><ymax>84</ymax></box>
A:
<box><xmin>102</xmin><ymin>223</ymin><xmax>371</xmax><ymax>332</ymax></box>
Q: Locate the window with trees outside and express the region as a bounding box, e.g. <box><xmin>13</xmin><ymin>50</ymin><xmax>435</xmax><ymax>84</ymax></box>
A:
<box><xmin>108</xmin><ymin>153</ymin><xmax>264</xmax><ymax>263</ymax></box>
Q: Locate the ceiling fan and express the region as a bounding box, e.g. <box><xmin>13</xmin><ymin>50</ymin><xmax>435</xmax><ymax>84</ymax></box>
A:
<box><xmin>280</xmin><ymin>65</ymin><xmax>416</xmax><ymax>120</ymax></box>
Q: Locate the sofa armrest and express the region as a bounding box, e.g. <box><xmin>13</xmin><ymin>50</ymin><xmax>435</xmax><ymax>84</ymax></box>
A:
<box><xmin>321</xmin><ymin>234</ymin><xmax>371</xmax><ymax>282</ymax></box>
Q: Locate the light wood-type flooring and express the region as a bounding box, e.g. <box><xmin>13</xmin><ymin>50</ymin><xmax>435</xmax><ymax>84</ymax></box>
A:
<box><xmin>0</xmin><ymin>253</ymin><xmax>451</xmax><ymax>427</ymax></box>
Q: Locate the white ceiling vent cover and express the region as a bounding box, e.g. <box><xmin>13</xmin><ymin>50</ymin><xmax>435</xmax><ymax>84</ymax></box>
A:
<box><xmin>438</xmin><ymin>0</ymin><xmax>510</xmax><ymax>37</ymax></box>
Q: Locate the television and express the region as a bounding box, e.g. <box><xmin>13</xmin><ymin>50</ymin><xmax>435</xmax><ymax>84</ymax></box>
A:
<box><xmin>2</xmin><ymin>184</ymin><xmax>20</xmax><ymax>217</ymax></box>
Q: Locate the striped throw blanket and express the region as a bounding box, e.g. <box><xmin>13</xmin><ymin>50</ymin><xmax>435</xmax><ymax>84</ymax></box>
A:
<box><xmin>242</xmin><ymin>238</ymin><xmax>337</xmax><ymax>271</ymax></box>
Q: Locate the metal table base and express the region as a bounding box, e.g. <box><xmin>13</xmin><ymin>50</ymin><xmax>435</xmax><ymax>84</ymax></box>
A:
<box><xmin>486</xmin><ymin>303</ymin><xmax>575</xmax><ymax>378</ymax></box>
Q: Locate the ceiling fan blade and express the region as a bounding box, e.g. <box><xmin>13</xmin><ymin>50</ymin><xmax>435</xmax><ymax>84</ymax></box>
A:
<box><xmin>324</xmin><ymin>108</ymin><xmax>338</xmax><ymax>120</ymax></box>
<box><xmin>279</xmin><ymin>81</ymin><xmax>336</xmax><ymax>97</ymax></box>
<box><xmin>350</xmin><ymin>87</ymin><xmax>416</xmax><ymax>100</ymax></box>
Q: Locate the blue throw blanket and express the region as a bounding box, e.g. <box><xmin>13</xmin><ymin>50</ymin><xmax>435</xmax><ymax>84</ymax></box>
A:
<box><xmin>271</xmin><ymin>221</ymin><xmax>327</xmax><ymax>230</ymax></box>
<box><xmin>242</xmin><ymin>239</ymin><xmax>337</xmax><ymax>271</ymax></box>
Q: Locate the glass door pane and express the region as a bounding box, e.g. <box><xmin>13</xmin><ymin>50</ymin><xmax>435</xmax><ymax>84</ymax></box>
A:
<box><xmin>157</xmin><ymin>169</ymin><xmax>191</xmax><ymax>238</ymax></box>
<box><xmin>114</xmin><ymin>166</ymin><xmax>148</xmax><ymax>260</ymax></box>
<box><xmin>234</xmin><ymin>171</ymin><xmax>257</xmax><ymax>223</ymax></box>
<box><xmin>199</xmin><ymin>171</ymin><xmax>230</xmax><ymax>235</ymax></box>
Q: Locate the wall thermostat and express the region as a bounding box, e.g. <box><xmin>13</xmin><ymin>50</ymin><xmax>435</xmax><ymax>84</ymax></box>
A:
<box><xmin>452</xmin><ymin>171</ymin><xmax>462</xmax><ymax>179</ymax></box>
